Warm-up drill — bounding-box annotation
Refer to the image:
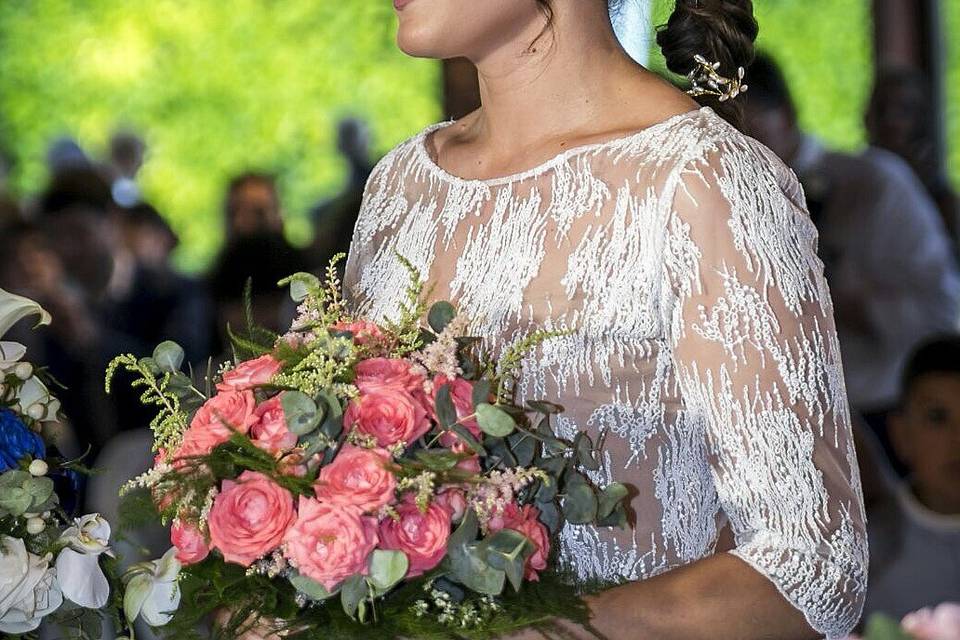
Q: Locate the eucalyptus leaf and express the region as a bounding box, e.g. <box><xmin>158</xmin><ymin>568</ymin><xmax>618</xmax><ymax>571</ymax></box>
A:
<box><xmin>340</xmin><ymin>574</ymin><xmax>368</xmax><ymax>620</ymax></box>
<box><xmin>597</xmin><ymin>482</ymin><xmax>629</xmax><ymax>519</ymax></box>
<box><xmin>427</xmin><ymin>301</ymin><xmax>456</xmax><ymax>333</ymax></box>
<box><xmin>526</xmin><ymin>400</ymin><xmax>564</xmax><ymax>414</ymax></box>
<box><xmin>435</xmin><ymin>384</ymin><xmax>458</xmax><ymax>428</ymax></box>
<box><xmin>289</xmin><ymin>573</ymin><xmax>335</xmax><ymax>601</ymax></box>
<box><xmin>24</xmin><ymin>476</ymin><xmax>54</xmax><ymax>503</ymax></box>
<box><xmin>137</xmin><ymin>357</ymin><xmax>162</xmax><ymax>376</ymax></box>
<box><xmin>0</xmin><ymin>487</ymin><xmax>32</xmax><ymax>515</ymax></box>
<box><xmin>448</xmin><ymin>545</ymin><xmax>507</xmax><ymax>596</ymax></box>
<box><xmin>415</xmin><ymin>450</ymin><xmax>460</xmax><ymax>471</ymax></box>
<box><xmin>471</xmin><ymin>379</ymin><xmax>491</xmax><ymax>408</ymax></box>
<box><xmin>481</xmin><ymin>529</ymin><xmax>533</xmax><ymax>593</ymax></box>
<box><xmin>368</xmin><ymin>549</ymin><xmax>408</xmax><ymax>591</ymax></box>
<box><xmin>507</xmin><ymin>432</ymin><xmax>536</xmax><ymax>467</ymax></box>
<box><xmin>476</xmin><ymin>403</ymin><xmax>515</xmax><ymax>437</ymax></box>
<box><xmin>316</xmin><ymin>390</ymin><xmax>344</xmax><ymax>440</ymax></box>
<box><xmin>535</xmin><ymin>475</ymin><xmax>558</xmax><ymax>502</ymax></box>
<box><xmin>596</xmin><ymin>502</ymin><xmax>628</xmax><ymax>529</ymax></box>
<box><xmin>574</xmin><ymin>432</ymin><xmax>600</xmax><ymax>471</ymax></box>
<box><xmin>280</xmin><ymin>272</ymin><xmax>321</xmax><ymax>302</ymax></box>
<box><xmin>449</xmin><ymin>423</ymin><xmax>487</xmax><ymax>456</ymax></box>
<box><xmin>563</xmin><ymin>480</ymin><xmax>598</xmax><ymax>524</ymax></box>
<box><xmin>153</xmin><ymin>341</ymin><xmax>185</xmax><ymax>373</ymax></box>
<box><xmin>282</xmin><ymin>391</ymin><xmax>322</xmax><ymax>436</ymax></box>
<box><xmin>535</xmin><ymin>500</ymin><xmax>562</xmax><ymax>534</ymax></box>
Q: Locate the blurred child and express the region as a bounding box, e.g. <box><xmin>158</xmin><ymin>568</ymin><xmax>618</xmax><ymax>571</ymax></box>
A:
<box><xmin>863</xmin><ymin>335</ymin><xmax>960</xmax><ymax>618</ymax></box>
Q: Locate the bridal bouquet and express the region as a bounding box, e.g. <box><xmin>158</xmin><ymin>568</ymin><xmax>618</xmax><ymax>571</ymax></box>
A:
<box><xmin>111</xmin><ymin>257</ymin><xmax>627</xmax><ymax>639</ymax></box>
<box><xmin>0</xmin><ymin>289</ymin><xmax>123</xmax><ymax>638</ymax></box>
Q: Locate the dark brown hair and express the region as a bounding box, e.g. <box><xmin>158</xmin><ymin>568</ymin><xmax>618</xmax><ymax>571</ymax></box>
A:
<box><xmin>535</xmin><ymin>0</ymin><xmax>758</xmax><ymax>127</ymax></box>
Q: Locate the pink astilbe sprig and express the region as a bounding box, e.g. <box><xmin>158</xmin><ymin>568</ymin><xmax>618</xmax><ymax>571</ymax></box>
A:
<box><xmin>414</xmin><ymin>314</ymin><xmax>472</xmax><ymax>380</ymax></box>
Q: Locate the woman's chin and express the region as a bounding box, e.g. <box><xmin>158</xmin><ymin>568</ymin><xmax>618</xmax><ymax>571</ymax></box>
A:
<box><xmin>396</xmin><ymin>29</ymin><xmax>449</xmax><ymax>59</ymax></box>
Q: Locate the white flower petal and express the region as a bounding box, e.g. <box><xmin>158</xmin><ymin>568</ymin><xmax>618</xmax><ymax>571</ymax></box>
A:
<box><xmin>55</xmin><ymin>548</ymin><xmax>109</xmax><ymax>608</ymax></box>
<box><xmin>0</xmin><ymin>341</ymin><xmax>26</xmax><ymax>371</ymax></box>
<box><xmin>154</xmin><ymin>548</ymin><xmax>181</xmax><ymax>583</ymax></box>
<box><xmin>140</xmin><ymin>579</ymin><xmax>180</xmax><ymax>627</ymax></box>
<box><xmin>0</xmin><ymin>288</ymin><xmax>50</xmax><ymax>338</ymax></box>
<box><xmin>123</xmin><ymin>573</ymin><xmax>152</xmax><ymax>623</ymax></box>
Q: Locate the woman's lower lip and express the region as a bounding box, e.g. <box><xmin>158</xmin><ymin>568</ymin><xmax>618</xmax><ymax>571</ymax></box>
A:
<box><xmin>394</xmin><ymin>0</ymin><xmax>413</xmax><ymax>10</ymax></box>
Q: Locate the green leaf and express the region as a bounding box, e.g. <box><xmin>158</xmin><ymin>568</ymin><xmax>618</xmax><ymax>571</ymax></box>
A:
<box><xmin>137</xmin><ymin>357</ymin><xmax>163</xmax><ymax>376</ymax></box>
<box><xmin>448</xmin><ymin>544</ymin><xmax>507</xmax><ymax>596</ymax></box>
<box><xmin>471</xmin><ymin>379</ymin><xmax>491</xmax><ymax>408</ymax></box>
<box><xmin>434</xmin><ymin>384</ymin><xmax>458</xmax><ymax>429</ymax></box>
<box><xmin>563</xmin><ymin>477</ymin><xmax>598</xmax><ymax>524</ymax></box>
<box><xmin>316</xmin><ymin>390</ymin><xmax>344</xmax><ymax>440</ymax></box>
<box><xmin>476</xmin><ymin>403</ymin><xmax>516</xmax><ymax>437</ymax></box>
<box><xmin>597</xmin><ymin>482</ymin><xmax>629</xmax><ymax>519</ymax></box>
<box><xmin>448</xmin><ymin>509</ymin><xmax>480</xmax><ymax>550</ymax></box>
<box><xmin>535</xmin><ymin>475</ymin><xmax>558</xmax><ymax>502</ymax></box>
<box><xmin>368</xmin><ymin>549</ymin><xmax>408</xmax><ymax>591</ymax></box>
<box><xmin>289</xmin><ymin>573</ymin><xmax>336</xmax><ymax>601</ymax></box>
<box><xmin>596</xmin><ymin>502</ymin><xmax>628</xmax><ymax>529</ymax></box>
<box><xmin>507</xmin><ymin>432</ymin><xmax>536</xmax><ymax>467</ymax></box>
<box><xmin>340</xmin><ymin>574</ymin><xmax>368</xmax><ymax>620</ymax></box>
<box><xmin>281</xmin><ymin>391</ymin><xmax>322</xmax><ymax>436</ymax></box>
<box><xmin>123</xmin><ymin>573</ymin><xmax>152</xmax><ymax>622</ymax></box>
<box><xmin>535</xmin><ymin>500</ymin><xmax>562</xmax><ymax>533</ymax></box>
<box><xmin>526</xmin><ymin>400</ymin><xmax>564</xmax><ymax>414</ymax></box>
<box><xmin>153</xmin><ymin>341</ymin><xmax>185</xmax><ymax>373</ymax></box>
<box><xmin>415</xmin><ymin>450</ymin><xmax>460</xmax><ymax>471</ymax></box>
<box><xmin>0</xmin><ymin>487</ymin><xmax>32</xmax><ymax>515</ymax></box>
<box><xmin>481</xmin><ymin>529</ymin><xmax>533</xmax><ymax>593</ymax></box>
<box><xmin>574</xmin><ymin>432</ymin><xmax>599</xmax><ymax>471</ymax></box>
<box><xmin>24</xmin><ymin>476</ymin><xmax>54</xmax><ymax>503</ymax></box>
<box><xmin>449</xmin><ymin>423</ymin><xmax>487</xmax><ymax>456</ymax></box>
<box><xmin>427</xmin><ymin>301</ymin><xmax>456</xmax><ymax>333</ymax></box>
<box><xmin>279</xmin><ymin>272</ymin><xmax>321</xmax><ymax>302</ymax></box>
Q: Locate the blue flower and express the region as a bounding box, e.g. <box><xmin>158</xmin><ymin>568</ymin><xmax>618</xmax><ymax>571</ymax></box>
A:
<box><xmin>0</xmin><ymin>407</ymin><xmax>45</xmax><ymax>471</ymax></box>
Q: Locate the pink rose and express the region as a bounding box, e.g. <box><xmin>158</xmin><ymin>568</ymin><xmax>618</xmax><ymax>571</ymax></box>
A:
<box><xmin>902</xmin><ymin>603</ymin><xmax>960</xmax><ymax>640</ymax></box>
<box><xmin>172</xmin><ymin>391</ymin><xmax>257</xmax><ymax>463</ymax></box>
<box><xmin>283</xmin><ymin>497</ymin><xmax>379</xmax><ymax>591</ymax></box>
<box><xmin>217</xmin><ymin>355</ymin><xmax>282</xmax><ymax>392</ymax></box>
<box><xmin>344</xmin><ymin>381</ymin><xmax>431</xmax><ymax>448</ymax></box>
<box><xmin>435</xmin><ymin>488</ymin><xmax>467</xmax><ymax>524</ymax></box>
<box><xmin>208</xmin><ymin>471</ymin><xmax>295</xmax><ymax>566</ymax></box>
<box><xmin>488</xmin><ymin>503</ymin><xmax>550</xmax><ymax>581</ymax></box>
<box><xmin>432</xmin><ymin>376</ymin><xmax>480</xmax><ymax>445</ymax></box>
<box><xmin>378</xmin><ymin>496</ymin><xmax>452</xmax><ymax>577</ymax></box>
<box><xmin>171</xmin><ymin>519</ymin><xmax>210</xmax><ymax>565</ymax></box>
<box><xmin>251</xmin><ymin>395</ymin><xmax>297</xmax><ymax>455</ymax></box>
<box><xmin>332</xmin><ymin>320</ymin><xmax>385</xmax><ymax>347</ymax></box>
<box><xmin>355</xmin><ymin>358</ymin><xmax>425</xmax><ymax>393</ymax></box>
<box><xmin>313</xmin><ymin>445</ymin><xmax>397</xmax><ymax>513</ymax></box>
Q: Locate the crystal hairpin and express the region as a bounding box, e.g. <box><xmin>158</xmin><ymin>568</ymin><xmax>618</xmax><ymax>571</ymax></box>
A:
<box><xmin>685</xmin><ymin>54</ymin><xmax>748</xmax><ymax>102</ymax></box>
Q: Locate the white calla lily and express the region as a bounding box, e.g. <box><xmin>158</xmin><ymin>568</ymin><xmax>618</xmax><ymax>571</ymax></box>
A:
<box><xmin>55</xmin><ymin>514</ymin><xmax>113</xmax><ymax>609</ymax></box>
<box><xmin>124</xmin><ymin>548</ymin><xmax>182</xmax><ymax>627</ymax></box>
<box><xmin>0</xmin><ymin>536</ymin><xmax>62</xmax><ymax>634</ymax></box>
<box><xmin>0</xmin><ymin>289</ymin><xmax>50</xmax><ymax>339</ymax></box>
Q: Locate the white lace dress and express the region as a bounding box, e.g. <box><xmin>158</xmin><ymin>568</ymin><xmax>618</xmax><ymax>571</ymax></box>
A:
<box><xmin>344</xmin><ymin>107</ymin><xmax>868</xmax><ymax>637</ymax></box>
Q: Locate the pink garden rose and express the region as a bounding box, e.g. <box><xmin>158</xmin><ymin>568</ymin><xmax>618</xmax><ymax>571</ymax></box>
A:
<box><xmin>435</xmin><ymin>487</ymin><xmax>467</xmax><ymax>523</ymax></box>
<box><xmin>344</xmin><ymin>381</ymin><xmax>431</xmax><ymax>448</ymax></box>
<box><xmin>332</xmin><ymin>320</ymin><xmax>385</xmax><ymax>347</ymax></box>
<box><xmin>216</xmin><ymin>355</ymin><xmax>282</xmax><ymax>392</ymax></box>
<box><xmin>488</xmin><ymin>503</ymin><xmax>550</xmax><ymax>581</ymax></box>
<box><xmin>902</xmin><ymin>603</ymin><xmax>960</xmax><ymax>640</ymax></box>
<box><xmin>355</xmin><ymin>358</ymin><xmax>426</xmax><ymax>394</ymax></box>
<box><xmin>170</xmin><ymin>519</ymin><xmax>210</xmax><ymax>565</ymax></box>
<box><xmin>313</xmin><ymin>444</ymin><xmax>397</xmax><ymax>513</ymax></box>
<box><xmin>283</xmin><ymin>497</ymin><xmax>379</xmax><ymax>591</ymax></box>
<box><xmin>208</xmin><ymin>471</ymin><xmax>295</xmax><ymax>566</ymax></box>
<box><xmin>378</xmin><ymin>495</ymin><xmax>452</xmax><ymax>577</ymax></box>
<box><xmin>172</xmin><ymin>390</ymin><xmax>258</xmax><ymax>463</ymax></box>
<box><xmin>250</xmin><ymin>395</ymin><xmax>297</xmax><ymax>455</ymax></box>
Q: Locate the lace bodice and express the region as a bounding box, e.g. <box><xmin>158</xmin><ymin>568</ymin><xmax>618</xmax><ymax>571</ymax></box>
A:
<box><xmin>344</xmin><ymin>107</ymin><xmax>868</xmax><ymax>637</ymax></box>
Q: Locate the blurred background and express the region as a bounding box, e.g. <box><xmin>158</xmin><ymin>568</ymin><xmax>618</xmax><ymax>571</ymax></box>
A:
<box><xmin>1</xmin><ymin>0</ymin><xmax>958</xmax><ymax>633</ymax></box>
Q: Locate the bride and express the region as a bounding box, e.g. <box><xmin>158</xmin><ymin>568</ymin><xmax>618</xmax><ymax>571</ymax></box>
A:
<box><xmin>262</xmin><ymin>1</ymin><xmax>867</xmax><ymax>638</ymax></box>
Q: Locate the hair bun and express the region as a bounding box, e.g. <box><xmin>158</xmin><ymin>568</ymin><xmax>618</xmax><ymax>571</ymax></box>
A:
<box><xmin>656</xmin><ymin>0</ymin><xmax>758</xmax><ymax>127</ymax></box>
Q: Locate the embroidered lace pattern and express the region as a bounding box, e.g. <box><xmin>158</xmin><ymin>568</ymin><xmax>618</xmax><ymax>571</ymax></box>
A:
<box><xmin>344</xmin><ymin>107</ymin><xmax>868</xmax><ymax>637</ymax></box>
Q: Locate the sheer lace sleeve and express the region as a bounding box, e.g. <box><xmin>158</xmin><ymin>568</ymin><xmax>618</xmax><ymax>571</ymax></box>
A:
<box><xmin>662</xmin><ymin>137</ymin><xmax>868</xmax><ymax>637</ymax></box>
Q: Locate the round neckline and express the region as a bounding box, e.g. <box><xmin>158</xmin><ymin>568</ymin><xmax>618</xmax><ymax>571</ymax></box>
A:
<box><xmin>416</xmin><ymin>106</ymin><xmax>710</xmax><ymax>188</ymax></box>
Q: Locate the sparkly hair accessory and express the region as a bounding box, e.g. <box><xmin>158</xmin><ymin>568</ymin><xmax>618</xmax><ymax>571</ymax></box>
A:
<box><xmin>686</xmin><ymin>54</ymin><xmax>748</xmax><ymax>102</ymax></box>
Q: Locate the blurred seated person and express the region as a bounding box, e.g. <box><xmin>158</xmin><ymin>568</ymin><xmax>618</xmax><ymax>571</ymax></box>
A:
<box><xmin>210</xmin><ymin>172</ymin><xmax>308</xmax><ymax>356</ymax></box>
<box><xmin>107</xmin><ymin>129</ymin><xmax>147</xmax><ymax>208</ymax></box>
<box><xmin>867</xmin><ymin>67</ymin><xmax>960</xmax><ymax>251</ymax></box>
<box><xmin>863</xmin><ymin>335</ymin><xmax>960</xmax><ymax>619</ymax></box>
<box><xmin>309</xmin><ymin>117</ymin><xmax>375</xmax><ymax>271</ymax></box>
<box><xmin>743</xmin><ymin>54</ymin><xmax>960</xmax><ymax>471</ymax></box>
<box><xmin>106</xmin><ymin>203</ymin><xmax>212</xmax><ymax>364</ymax></box>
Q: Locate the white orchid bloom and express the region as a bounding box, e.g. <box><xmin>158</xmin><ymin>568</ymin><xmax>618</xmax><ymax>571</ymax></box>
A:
<box><xmin>0</xmin><ymin>288</ymin><xmax>50</xmax><ymax>339</ymax></box>
<box><xmin>124</xmin><ymin>547</ymin><xmax>182</xmax><ymax>627</ymax></box>
<box><xmin>55</xmin><ymin>514</ymin><xmax>113</xmax><ymax>609</ymax></box>
<box><xmin>15</xmin><ymin>376</ymin><xmax>61</xmax><ymax>423</ymax></box>
<box><xmin>0</xmin><ymin>536</ymin><xmax>63</xmax><ymax>634</ymax></box>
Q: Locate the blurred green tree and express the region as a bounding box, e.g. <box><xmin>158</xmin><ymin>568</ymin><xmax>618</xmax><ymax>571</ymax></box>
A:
<box><xmin>0</xmin><ymin>0</ymin><xmax>441</xmax><ymax>270</ymax></box>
